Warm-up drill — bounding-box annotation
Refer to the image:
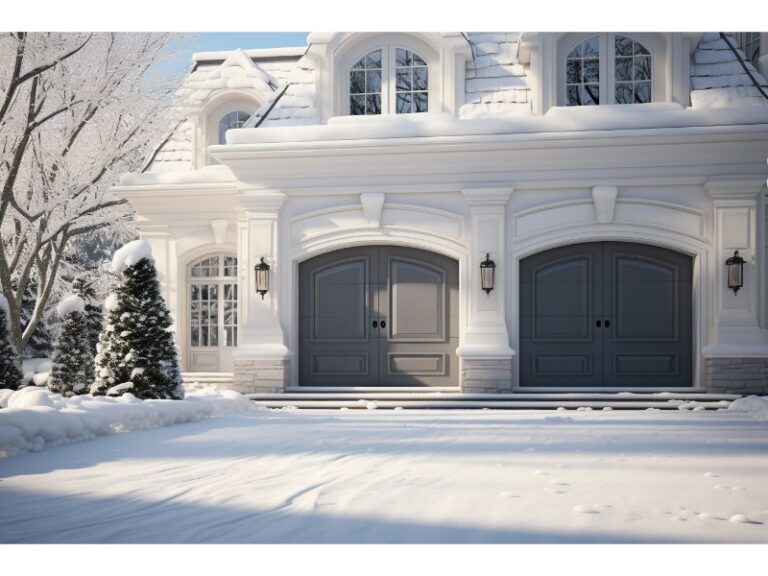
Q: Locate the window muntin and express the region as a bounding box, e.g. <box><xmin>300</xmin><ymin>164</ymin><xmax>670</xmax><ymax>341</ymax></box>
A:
<box><xmin>565</xmin><ymin>34</ymin><xmax>653</xmax><ymax>106</ymax></box>
<box><xmin>191</xmin><ymin>256</ymin><xmax>219</xmax><ymax>277</ymax></box>
<box><xmin>566</xmin><ymin>36</ymin><xmax>600</xmax><ymax>105</ymax></box>
<box><xmin>218</xmin><ymin>110</ymin><xmax>251</xmax><ymax>144</ymax></box>
<box><xmin>349</xmin><ymin>46</ymin><xmax>429</xmax><ymax>115</ymax></box>
<box><xmin>614</xmin><ymin>35</ymin><xmax>651</xmax><ymax>104</ymax></box>
<box><xmin>350</xmin><ymin>50</ymin><xmax>383</xmax><ymax>115</ymax></box>
<box><xmin>395</xmin><ymin>48</ymin><xmax>429</xmax><ymax>113</ymax></box>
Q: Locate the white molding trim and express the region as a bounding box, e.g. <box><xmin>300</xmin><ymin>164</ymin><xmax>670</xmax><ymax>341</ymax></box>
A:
<box><xmin>360</xmin><ymin>192</ymin><xmax>385</xmax><ymax>227</ymax></box>
<box><xmin>592</xmin><ymin>185</ymin><xmax>618</xmax><ymax>223</ymax></box>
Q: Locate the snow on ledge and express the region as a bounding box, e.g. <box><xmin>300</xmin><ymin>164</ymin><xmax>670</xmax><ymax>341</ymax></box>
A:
<box><xmin>225</xmin><ymin>103</ymin><xmax>768</xmax><ymax>146</ymax></box>
<box><xmin>0</xmin><ymin>387</ymin><xmax>263</xmax><ymax>458</ymax></box>
<box><xmin>119</xmin><ymin>165</ymin><xmax>236</xmax><ymax>186</ymax></box>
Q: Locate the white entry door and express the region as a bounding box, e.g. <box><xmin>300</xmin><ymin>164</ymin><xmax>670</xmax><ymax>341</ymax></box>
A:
<box><xmin>188</xmin><ymin>255</ymin><xmax>238</xmax><ymax>372</ymax></box>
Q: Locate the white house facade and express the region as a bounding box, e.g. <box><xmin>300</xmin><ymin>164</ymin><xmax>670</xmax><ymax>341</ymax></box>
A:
<box><xmin>114</xmin><ymin>32</ymin><xmax>768</xmax><ymax>396</ymax></box>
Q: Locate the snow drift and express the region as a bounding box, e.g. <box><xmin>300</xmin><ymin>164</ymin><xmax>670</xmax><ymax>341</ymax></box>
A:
<box><xmin>0</xmin><ymin>386</ymin><xmax>262</xmax><ymax>457</ymax></box>
<box><xmin>728</xmin><ymin>395</ymin><xmax>768</xmax><ymax>420</ymax></box>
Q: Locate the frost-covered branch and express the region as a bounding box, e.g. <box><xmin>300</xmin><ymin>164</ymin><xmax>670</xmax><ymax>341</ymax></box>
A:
<box><xmin>0</xmin><ymin>32</ymin><xmax>186</xmax><ymax>361</ymax></box>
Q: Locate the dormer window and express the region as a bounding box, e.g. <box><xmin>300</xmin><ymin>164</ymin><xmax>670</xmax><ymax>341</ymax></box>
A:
<box><xmin>565</xmin><ymin>34</ymin><xmax>652</xmax><ymax>106</ymax></box>
<box><xmin>218</xmin><ymin>110</ymin><xmax>251</xmax><ymax>144</ymax></box>
<box><xmin>349</xmin><ymin>47</ymin><xmax>429</xmax><ymax>115</ymax></box>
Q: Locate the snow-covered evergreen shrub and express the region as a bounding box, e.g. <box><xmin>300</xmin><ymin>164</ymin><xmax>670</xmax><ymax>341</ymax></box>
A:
<box><xmin>71</xmin><ymin>276</ymin><xmax>103</xmax><ymax>356</ymax></box>
<box><xmin>0</xmin><ymin>294</ymin><xmax>23</xmax><ymax>390</ymax></box>
<box><xmin>48</xmin><ymin>295</ymin><xmax>94</xmax><ymax>396</ymax></box>
<box><xmin>92</xmin><ymin>241</ymin><xmax>183</xmax><ymax>400</ymax></box>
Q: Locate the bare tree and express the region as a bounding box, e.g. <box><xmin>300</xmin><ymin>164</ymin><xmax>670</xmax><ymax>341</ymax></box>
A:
<box><xmin>0</xmin><ymin>32</ymin><xmax>185</xmax><ymax>364</ymax></box>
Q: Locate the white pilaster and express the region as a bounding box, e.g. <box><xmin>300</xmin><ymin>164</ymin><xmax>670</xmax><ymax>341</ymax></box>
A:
<box><xmin>705</xmin><ymin>176</ymin><xmax>768</xmax><ymax>355</ymax></box>
<box><xmin>458</xmin><ymin>186</ymin><xmax>515</xmax><ymax>359</ymax></box>
<box><xmin>234</xmin><ymin>188</ymin><xmax>290</xmax><ymax>359</ymax></box>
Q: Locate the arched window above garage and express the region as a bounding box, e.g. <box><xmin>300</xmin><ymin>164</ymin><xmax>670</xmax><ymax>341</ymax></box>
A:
<box><xmin>564</xmin><ymin>33</ymin><xmax>654</xmax><ymax>106</ymax></box>
<box><xmin>348</xmin><ymin>45</ymin><xmax>430</xmax><ymax>115</ymax></box>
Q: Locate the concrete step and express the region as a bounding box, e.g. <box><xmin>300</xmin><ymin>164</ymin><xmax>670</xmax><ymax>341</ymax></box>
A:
<box><xmin>246</xmin><ymin>392</ymin><xmax>739</xmax><ymax>411</ymax></box>
<box><xmin>182</xmin><ymin>373</ymin><xmax>234</xmax><ymax>384</ymax></box>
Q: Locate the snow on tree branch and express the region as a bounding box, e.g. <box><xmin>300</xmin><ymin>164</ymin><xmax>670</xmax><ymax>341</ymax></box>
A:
<box><xmin>0</xmin><ymin>32</ymin><xmax>188</xmax><ymax>360</ymax></box>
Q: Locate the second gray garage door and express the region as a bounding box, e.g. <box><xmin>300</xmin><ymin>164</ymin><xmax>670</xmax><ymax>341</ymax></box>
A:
<box><xmin>519</xmin><ymin>242</ymin><xmax>693</xmax><ymax>388</ymax></box>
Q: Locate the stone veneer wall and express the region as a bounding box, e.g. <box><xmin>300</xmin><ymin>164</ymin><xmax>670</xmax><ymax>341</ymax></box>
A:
<box><xmin>232</xmin><ymin>358</ymin><xmax>291</xmax><ymax>394</ymax></box>
<box><xmin>705</xmin><ymin>357</ymin><xmax>768</xmax><ymax>395</ymax></box>
<box><xmin>461</xmin><ymin>358</ymin><xmax>514</xmax><ymax>393</ymax></box>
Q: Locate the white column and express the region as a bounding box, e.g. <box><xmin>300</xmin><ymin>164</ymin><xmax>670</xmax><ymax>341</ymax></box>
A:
<box><xmin>235</xmin><ymin>189</ymin><xmax>290</xmax><ymax>358</ymax></box>
<box><xmin>705</xmin><ymin>176</ymin><xmax>768</xmax><ymax>353</ymax></box>
<box><xmin>459</xmin><ymin>186</ymin><xmax>515</xmax><ymax>358</ymax></box>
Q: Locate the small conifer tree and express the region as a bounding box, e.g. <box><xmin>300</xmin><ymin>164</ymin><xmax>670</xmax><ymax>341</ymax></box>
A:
<box><xmin>48</xmin><ymin>295</ymin><xmax>94</xmax><ymax>396</ymax></box>
<box><xmin>0</xmin><ymin>294</ymin><xmax>23</xmax><ymax>390</ymax></box>
<box><xmin>71</xmin><ymin>276</ymin><xmax>103</xmax><ymax>356</ymax></box>
<box><xmin>93</xmin><ymin>241</ymin><xmax>183</xmax><ymax>399</ymax></box>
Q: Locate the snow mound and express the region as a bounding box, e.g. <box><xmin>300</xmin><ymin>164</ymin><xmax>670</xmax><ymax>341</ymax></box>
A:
<box><xmin>56</xmin><ymin>294</ymin><xmax>84</xmax><ymax>319</ymax></box>
<box><xmin>7</xmin><ymin>387</ymin><xmax>56</xmax><ymax>409</ymax></box>
<box><xmin>728</xmin><ymin>396</ymin><xmax>768</xmax><ymax>420</ymax></box>
<box><xmin>21</xmin><ymin>358</ymin><xmax>51</xmax><ymax>387</ymax></box>
<box><xmin>112</xmin><ymin>240</ymin><xmax>153</xmax><ymax>274</ymax></box>
<box><xmin>0</xmin><ymin>387</ymin><xmax>263</xmax><ymax>458</ymax></box>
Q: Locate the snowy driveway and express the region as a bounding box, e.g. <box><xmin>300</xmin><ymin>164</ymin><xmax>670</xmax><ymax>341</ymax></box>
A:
<box><xmin>1</xmin><ymin>408</ymin><xmax>767</xmax><ymax>543</ymax></box>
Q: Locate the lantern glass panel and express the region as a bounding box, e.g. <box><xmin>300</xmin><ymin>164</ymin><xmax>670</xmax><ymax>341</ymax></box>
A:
<box><xmin>728</xmin><ymin>261</ymin><xmax>743</xmax><ymax>289</ymax></box>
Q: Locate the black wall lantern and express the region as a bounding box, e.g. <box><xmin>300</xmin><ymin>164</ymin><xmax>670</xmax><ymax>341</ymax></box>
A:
<box><xmin>254</xmin><ymin>257</ymin><xmax>270</xmax><ymax>299</ymax></box>
<box><xmin>480</xmin><ymin>253</ymin><xmax>496</xmax><ymax>295</ymax></box>
<box><xmin>725</xmin><ymin>250</ymin><xmax>745</xmax><ymax>294</ymax></box>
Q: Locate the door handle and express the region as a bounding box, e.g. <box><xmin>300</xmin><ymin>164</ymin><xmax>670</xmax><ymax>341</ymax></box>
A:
<box><xmin>604</xmin><ymin>319</ymin><xmax>610</xmax><ymax>328</ymax></box>
<box><xmin>372</xmin><ymin>320</ymin><xmax>378</xmax><ymax>328</ymax></box>
<box><xmin>380</xmin><ymin>320</ymin><xmax>387</xmax><ymax>329</ymax></box>
<box><xmin>596</xmin><ymin>320</ymin><xmax>602</xmax><ymax>328</ymax></box>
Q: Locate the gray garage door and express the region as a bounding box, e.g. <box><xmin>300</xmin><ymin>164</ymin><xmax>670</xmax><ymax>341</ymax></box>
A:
<box><xmin>299</xmin><ymin>246</ymin><xmax>459</xmax><ymax>387</ymax></box>
<box><xmin>520</xmin><ymin>242</ymin><xmax>692</xmax><ymax>388</ymax></box>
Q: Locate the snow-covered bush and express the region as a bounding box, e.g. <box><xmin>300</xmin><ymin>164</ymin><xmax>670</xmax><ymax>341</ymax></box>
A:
<box><xmin>92</xmin><ymin>241</ymin><xmax>183</xmax><ymax>400</ymax></box>
<box><xmin>48</xmin><ymin>295</ymin><xmax>94</xmax><ymax>396</ymax></box>
<box><xmin>0</xmin><ymin>294</ymin><xmax>23</xmax><ymax>390</ymax></box>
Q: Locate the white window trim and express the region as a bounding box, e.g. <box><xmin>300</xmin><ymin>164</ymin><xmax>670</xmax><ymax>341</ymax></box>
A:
<box><xmin>557</xmin><ymin>33</ymin><xmax>664</xmax><ymax>107</ymax></box>
<box><xmin>334</xmin><ymin>34</ymin><xmax>441</xmax><ymax>118</ymax></box>
<box><xmin>195</xmin><ymin>94</ymin><xmax>260</xmax><ymax>167</ymax></box>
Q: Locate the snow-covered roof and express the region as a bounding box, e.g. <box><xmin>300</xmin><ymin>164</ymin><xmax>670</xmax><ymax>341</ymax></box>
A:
<box><xmin>461</xmin><ymin>32</ymin><xmax>531</xmax><ymax>118</ymax></box>
<box><xmin>192</xmin><ymin>46</ymin><xmax>307</xmax><ymax>63</ymax></box>
<box><xmin>145</xmin><ymin>47</ymin><xmax>306</xmax><ymax>172</ymax></box>
<box><xmin>243</xmin><ymin>51</ymin><xmax>318</xmax><ymax>128</ymax></box>
<box><xmin>144</xmin><ymin>33</ymin><xmax>768</xmax><ymax>173</ymax></box>
<box><xmin>226</xmin><ymin>104</ymin><xmax>768</xmax><ymax>146</ymax></box>
<box><xmin>186</xmin><ymin>48</ymin><xmax>278</xmax><ymax>104</ymax></box>
<box><xmin>690</xmin><ymin>33</ymin><xmax>768</xmax><ymax>109</ymax></box>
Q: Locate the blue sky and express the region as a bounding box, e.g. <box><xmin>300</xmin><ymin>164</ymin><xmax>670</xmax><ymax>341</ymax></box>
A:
<box><xmin>194</xmin><ymin>32</ymin><xmax>309</xmax><ymax>53</ymax></box>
